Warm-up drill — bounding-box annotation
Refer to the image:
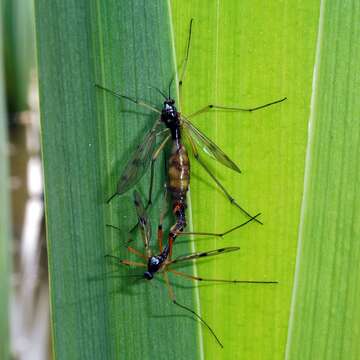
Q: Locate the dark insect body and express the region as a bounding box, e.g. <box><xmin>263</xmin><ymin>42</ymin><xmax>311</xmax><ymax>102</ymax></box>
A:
<box><xmin>106</xmin><ymin>191</ymin><xmax>278</xmax><ymax>348</ymax></box>
<box><xmin>161</xmin><ymin>99</ymin><xmax>190</xmax><ymax>250</ymax></box>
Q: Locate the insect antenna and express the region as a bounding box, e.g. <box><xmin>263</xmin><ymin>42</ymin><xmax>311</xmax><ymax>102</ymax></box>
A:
<box><xmin>173</xmin><ymin>299</ymin><xmax>223</xmax><ymax>348</ymax></box>
<box><xmin>95</xmin><ymin>83</ymin><xmax>161</xmax><ymax>114</ymax></box>
<box><xmin>168</xmin><ymin>77</ymin><xmax>174</xmax><ymax>99</ymax></box>
<box><xmin>148</xmin><ymin>85</ymin><xmax>167</xmax><ymax>100</ymax></box>
<box><xmin>95</xmin><ymin>84</ymin><xmax>135</xmax><ymax>103</ymax></box>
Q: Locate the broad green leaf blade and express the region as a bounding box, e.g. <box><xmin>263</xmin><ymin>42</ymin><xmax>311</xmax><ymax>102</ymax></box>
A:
<box><xmin>286</xmin><ymin>0</ymin><xmax>360</xmax><ymax>358</ymax></box>
<box><xmin>171</xmin><ymin>1</ymin><xmax>320</xmax><ymax>358</ymax></box>
<box><xmin>0</xmin><ymin>4</ymin><xmax>11</xmax><ymax>356</ymax></box>
<box><xmin>35</xmin><ymin>1</ymin><xmax>200</xmax><ymax>359</ymax></box>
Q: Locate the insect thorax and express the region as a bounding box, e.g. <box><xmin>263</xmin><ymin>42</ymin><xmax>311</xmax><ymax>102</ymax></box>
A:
<box><xmin>161</xmin><ymin>101</ymin><xmax>180</xmax><ymax>133</ymax></box>
<box><xmin>147</xmin><ymin>255</ymin><xmax>163</xmax><ymax>274</ymax></box>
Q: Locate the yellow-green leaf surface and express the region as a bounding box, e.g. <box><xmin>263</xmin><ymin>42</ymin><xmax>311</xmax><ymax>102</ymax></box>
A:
<box><xmin>286</xmin><ymin>0</ymin><xmax>360</xmax><ymax>358</ymax></box>
<box><xmin>171</xmin><ymin>1</ymin><xmax>320</xmax><ymax>358</ymax></box>
<box><xmin>172</xmin><ymin>0</ymin><xmax>360</xmax><ymax>359</ymax></box>
<box><xmin>0</xmin><ymin>2</ymin><xmax>11</xmax><ymax>356</ymax></box>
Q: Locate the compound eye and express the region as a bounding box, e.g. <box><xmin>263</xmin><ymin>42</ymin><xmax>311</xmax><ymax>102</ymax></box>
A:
<box><xmin>150</xmin><ymin>257</ymin><xmax>160</xmax><ymax>266</ymax></box>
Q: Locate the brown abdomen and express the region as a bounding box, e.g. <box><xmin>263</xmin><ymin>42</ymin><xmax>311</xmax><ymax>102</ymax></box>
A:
<box><xmin>168</xmin><ymin>143</ymin><xmax>190</xmax><ymax>200</ymax></box>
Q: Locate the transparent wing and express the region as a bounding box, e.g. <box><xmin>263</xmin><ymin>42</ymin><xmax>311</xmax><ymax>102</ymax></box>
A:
<box><xmin>133</xmin><ymin>190</ymin><xmax>151</xmax><ymax>256</ymax></box>
<box><xmin>116</xmin><ymin>121</ymin><xmax>164</xmax><ymax>195</ymax></box>
<box><xmin>170</xmin><ymin>246</ymin><xmax>240</xmax><ymax>265</ymax></box>
<box><xmin>181</xmin><ymin>117</ymin><xmax>241</xmax><ymax>173</ymax></box>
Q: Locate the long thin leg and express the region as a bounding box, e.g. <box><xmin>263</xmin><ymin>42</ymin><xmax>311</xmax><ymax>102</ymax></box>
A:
<box><xmin>158</xmin><ymin>225</ymin><xmax>164</xmax><ymax>253</ymax></box>
<box><xmin>146</xmin><ymin>134</ymin><xmax>171</xmax><ymax>208</ymax></box>
<box><xmin>127</xmin><ymin>246</ymin><xmax>148</xmax><ymax>260</ymax></box>
<box><xmin>106</xmin><ymin>223</ymin><xmax>122</xmax><ymax>232</ymax></box>
<box><xmin>95</xmin><ymin>84</ymin><xmax>161</xmax><ymax>114</ymax></box>
<box><xmin>105</xmin><ymin>255</ymin><xmax>146</xmax><ymax>268</ymax></box>
<box><xmin>128</xmin><ymin>134</ymin><xmax>171</xmax><ymax>234</ymax></box>
<box><xmin>106</xmin><ymin>223</ymin><xmax>141</xmax><ymax>247</ymax></box>
<box><xmin>187</xmin><ymin>136</ymin><xmax>262</xmax><ymax>224</ymax></box>
<box><xmin>106</xmin><ymin>192</ymin><xmax>118</xmax><ymax>204</ymax></box>
<box><xmin>196</xmin><ymin>153</ymin><xmax>263</xmax><ymax>224</ymax></box>
<box><xmin>106</xmin><ymin>224</ymin><xmax>134</xmax><ymax>245</ymax></box>
<box><xmin>120</xmin><ymin>260</ymin><xmax>147</xmax><ymax>267</ymax></box>
<box><xmin>163</xmin><ymin>272</ymin><xmax>223</xmax><ymax>348</ymax></box>
<box><xmin>168</xmin><ymin>269</ymin><xmax>278</xmax><ymax>284</ymax></box>
<box><xmin>178</xmin><ymin>213</ymin><xmax>261</xmax><ymax>238</ymax></box>
<box><xmin>187</xmin><ymin>97</ymin><xmax>287</xmax><ymax>119</ymax></box>
<box><xmin>133</xmin><ymin>190</ymin><xmax>152</xmax><ymax>257</ymax></box>
<box><xmin>184</xmin><ymin>132</ymin><xmax>262</xmax><ymax>224</ymax></box>
<box><xmin>157</xmin><ymin>185</ymin><xmax>169</xmax><ymax>252</ymax></box>
<box><xmin>104</xmin><ymin>225</ymin><xmax>149</xmax><ymax>259</ymax></box>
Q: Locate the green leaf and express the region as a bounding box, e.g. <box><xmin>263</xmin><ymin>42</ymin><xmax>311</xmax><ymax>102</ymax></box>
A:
<box><xmin>286</xmin><ymin>0</ymin><xmax>360</xmax><ymax>358</ymax></box>
<box><xmin>35</xmin><ymin>1</ymin><xmax>200</xmax><ymax>359</ymax></box>
<box><xmin>0</xmin><ymin>2</ymin><xmax>11</xmax><ymax>356</ymax></box>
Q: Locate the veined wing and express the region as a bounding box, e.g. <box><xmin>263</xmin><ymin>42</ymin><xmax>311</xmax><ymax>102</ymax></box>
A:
<box><xmin>116</xmin><ymin>121</ymin><xmax>165</xmax><ymax>195</ymax></box>
<box><xmin>181</xmin><ymin>117</ymin><xmax>241</xmax><ymax>173</ymax></box>
<box><xmin>133</xmin><ymin>190</ymin><xmax>151</xmax><ymax>257</ymax></box>
<box><xmin>170</xmin><ymin>246</ymin><xmax>240</xmax><ymax>265</ymax></box>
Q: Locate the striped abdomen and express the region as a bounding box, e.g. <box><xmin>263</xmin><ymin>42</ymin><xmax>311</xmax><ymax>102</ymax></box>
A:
<box><xmin>168</xmin><ymin>142</ymin><xmax>190</xmax><ymax>202</ymax></box>
<box><xmin>167</xmin><ymin>142</ymin><xmax>189</xmax><ymax>254</ymax></box>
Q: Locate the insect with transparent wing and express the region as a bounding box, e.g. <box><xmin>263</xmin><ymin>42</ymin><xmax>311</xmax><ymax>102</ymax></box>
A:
<box><xmin>106</xmin><ymin>190</ymin><xmax>278</xmax><ymax>348</ymax></box>
<box><xmin>96</xmin><ymin>19</ymin><xmax>286</xmax><ymax>227</ymax></box>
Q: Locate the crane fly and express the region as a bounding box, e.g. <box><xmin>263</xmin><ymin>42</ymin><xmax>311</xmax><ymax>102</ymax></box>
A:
<box><xmin>96</xmin><ymin>19</ymin><xmax>286</xmax><ymax>226</ymax></box>
<box><xmin>106</xmin><ymin>190</ymin><xmax>278</xmax><ymax>348</ymax></box>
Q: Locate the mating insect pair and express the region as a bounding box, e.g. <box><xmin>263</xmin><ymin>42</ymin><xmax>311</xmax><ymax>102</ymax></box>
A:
<box><xmin>106</xmin><ymin>190</ymin><xmax>277</xmax><ymax>348</ymax></box>
<box><xmin>100</xmin><ymin>19</ymin><xmax>285</xmax><ymax>348</ymax></box>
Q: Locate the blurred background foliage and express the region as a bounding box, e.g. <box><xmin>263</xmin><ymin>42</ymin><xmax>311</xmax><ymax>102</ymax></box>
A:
<box><xmin>1</xmin><ymin>0</ymin><xmax>49</xmax><ymax>359</ymax></box>
<box><xmin>2</xmin><ymin>0</ymin><xmax>36</xmax><ymax>113</ymax></box>
<box><xmin>0</xmin><ymin>1</ymin><xmax>11</xmax><ymax>357</ymax></box>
